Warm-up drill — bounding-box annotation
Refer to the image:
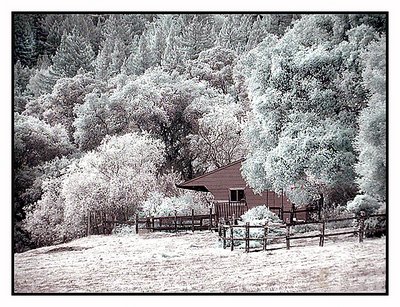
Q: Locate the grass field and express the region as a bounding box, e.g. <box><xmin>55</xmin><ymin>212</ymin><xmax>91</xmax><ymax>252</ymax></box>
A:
<box><xmin>13</xmin><ymin>231</ymin><xmax>386</xmax><ymax>293</ymax></box>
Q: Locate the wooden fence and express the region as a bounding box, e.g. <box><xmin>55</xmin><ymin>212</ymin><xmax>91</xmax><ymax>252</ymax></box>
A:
<box><xmin>218</xmin><ymin>211</ymin><xmax>386</xmax><ymax>253</ymax></box>
<box><xmin>133</xmin><ymin>208</ymin><xmax>216</xmax><ymax>233</ymax></box>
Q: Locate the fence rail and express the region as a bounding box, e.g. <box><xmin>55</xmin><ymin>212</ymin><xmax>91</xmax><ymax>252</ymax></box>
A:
<box><xmin>218</xmin><ymin>211</ymin><xmax>386</xmax><ymax>253</ymax></box>
<box><xmin>132</xmin><ymin>208</ymin><xmax>216</xmax><ymax>233</ymax></box>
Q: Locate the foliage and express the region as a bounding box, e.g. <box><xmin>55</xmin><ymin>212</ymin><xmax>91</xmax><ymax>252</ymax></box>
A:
<box><xmin>13</xmin><ymin>13</ymin><xmax>386</xmax><ymax>251</ymax></box>
<box><xmin>240</xmin><ymin>205</ymin><xmax>283</xmax><ymax>225</ymax></box>
<box><xmin>240</xmin><ymin>15</ymin><xmax>384</xmax><ymax>206</ymax></box>
<box><xmin>23</xmin><ymin>133</ymin><xmax>165</xmax><ymax>246</ymax></box>
<box><xmin>23</xmin><ymin>176</ymin><xmax>66</xmax><ymax>246</ymax></box>
<box><xmin>364</xmin><ymin>204</ymin><xmax>386</xmax><ymax>238</ymax></box>
<box><xmin>346</xmin><ymin>194</ymin><xmax>381</xmax><ymax>215</ymax></box>
<box><xmin>14</xmin><ymin>113</ymin><xmax>75</xmax><ymax>168</ymax></box>
<box><xmin>140</xmin><ymin>191</ymin><xmax>211</xmax><ymax>218</ymax></box>
<box><xmin>187</xmin><ymin>46</ymin><xmax>237</xmax><ymax>94</ymax></box>
<box><xmin>188</xmin><ymin>98</ymin><xmax>246</xmax><ymax>171</ymax></box>
<box><xmin>354</xmin><ymin>35</ymin><xmax>386</xmax><ymax>201</ymax></box>
<box><xmin>224</xmin><ymin>205</ymin><xmax>284</xmax><ymax>249</ymax></box>
<box><xmin>61</xmin><ymin>133</ymin><xmax>165</xmax><ymax>231</ymax></box>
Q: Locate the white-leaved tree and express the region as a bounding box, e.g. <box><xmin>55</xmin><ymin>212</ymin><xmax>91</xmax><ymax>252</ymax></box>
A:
<box><xmin>24</xmin><ymin>132</ymin><xmax>165</xmax><ymax>245</ymax></box>
<box><xmin>240</xmin><ymin>15</ymin><xmax>382</xmax><ymax>206</ymax></box>
<box><xmin>356</xmin><ymin>35</ymin><xmax>386</xmax><ymax>201</ymax></box>
<box><xmin>14</xmin><ymin>112</ymin><xmax>75</xmax><ymax>168</ymax></box>
<box><xmin>51</xmin><ymin>30</ymin><xmax>96</xmax><ymax>79</ymax></box>
<box><xmin>188</xmin><ymin>97</ymin><xmax>246</xmax><ymax>172</ymax></box>
<box><xmin>349</xmin><ymin>34</ymin><xmax>386</xmax><ymax>210</ymax></box>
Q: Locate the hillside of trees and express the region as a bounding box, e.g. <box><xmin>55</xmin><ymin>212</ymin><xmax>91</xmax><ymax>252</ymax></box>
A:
<box><xmin>13</xmin><ymin>13</ymin><xmax>387</xmax><ymax>252</ymax></box>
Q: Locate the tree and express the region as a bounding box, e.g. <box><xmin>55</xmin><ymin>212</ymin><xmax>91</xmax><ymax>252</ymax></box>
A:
<box><xmin>41</xmin><ymin>72</ymin><xmax>99</xmax><ymax>141</ymax></box>
<box><xmin>13</xmin><ymin>14</ymin><xmax>39</xmax><ymax>68</ymax></box>
<box><xmin>14</xmin><ymin>113</ymin><xmax>75</xmax><ymax>169</ymax></box>
<box><xmin>24</xmin><ymin>133</ymin><xmax>164</xmax><ymax>246</ymax></box>
<box><xmin>26</xmin><ymin>65</ymin><xmax>59</xmax><ymax>98</ymax></box>
<box><xmin>14</xmin><ymin>114</ymin><xmax>76</xmax><ymax>250</ymax></box>
<box><xmin>94</xmin><ymin>14</ymin><xmax>150</xmax><ymax>78</ymax></box>
<box><xmin>61</xmin><ymin>133</ymin><xmax>165</xmax><ymax>238</ymax></box>
<box><xmin>73</xmin><ymin>78</ymin><xmax>138</xmax><ymax>151</ymax></box>
<box><xmin>23</xmin><ymin>174</ymin><xmax>67</xmax><ymax>247</ymax></box>
<box><xmin>178</xmin><ymin>14</ymin><xmax>217</xmax><ymax>60</ymax></box>
<box><xmin>188</xmin><ymin>98</ymin><xmax>246</xmax><ymax>171</ymax></box>
<box><xmin>51</xmin><ymin>30</ymin><xmax>95</xmax><ymax>79</ymax></box>
<box><xmin>109</xmin><ymin>67</ymin><xmax>221</xmax><ymax>178</ymax></box>
<box><xmin>353</xmin><ymin>35</ymin><xmax>386</xmax><ymax>202</ymax></box>
<box><xmin>216</xmin><ymin>14</ymin><xmax>253</xmax><ymax>54</ymax></box>
<box><xmin>42</xmin><ymin>14</ymin><xmax>101</xmax><ymax>56</ymax></box>
<box><xmin>95</xmin><ymin>36</ymin><xmax>131</xmax><ymax>79</ymax></box>
<box><xmin>161</xmin><ymin>19</ymin><xmax>186</xmax><ymax>73</ymax></box>
<box><xmin>14</xmin><ymin>61</ymin><xmax>34</xmax><ymax>113</ymax></box>
<box><xmin>240</xmin><ymin>15</ymin><xmax>384</xmax><ymax>206</ymax></box>
<box><xmin>187</xmin><ymin>46</ymin><xmax>237</xmax><ymax>94</ymax></box>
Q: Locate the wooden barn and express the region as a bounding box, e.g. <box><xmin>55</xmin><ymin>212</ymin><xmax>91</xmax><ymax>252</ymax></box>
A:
<box><xmin>177</xmin><ymin>159</ymin><xmax>316</xmax><ymax>222</ymax></box>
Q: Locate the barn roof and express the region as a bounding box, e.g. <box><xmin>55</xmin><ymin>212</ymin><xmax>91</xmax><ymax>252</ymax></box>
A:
<box><xmin>176</xmin><ymin>159</ymin><xmax>245</xmax><ymax>192</ymax></box>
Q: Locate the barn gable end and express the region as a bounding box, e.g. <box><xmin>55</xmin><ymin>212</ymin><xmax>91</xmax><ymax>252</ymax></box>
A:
<box><xmin>177</xmin><ymin>160</ymin><xmax>303</xmax><ymax>221</ymax></box>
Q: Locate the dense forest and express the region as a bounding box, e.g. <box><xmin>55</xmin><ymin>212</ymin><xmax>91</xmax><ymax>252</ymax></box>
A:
<box><xmin>13</xmin><ymin>13</ymin><xmax>387</xmax><ymax>252</ymax></box>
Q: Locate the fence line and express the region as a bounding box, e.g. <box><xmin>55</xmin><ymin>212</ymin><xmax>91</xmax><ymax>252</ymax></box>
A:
<box><xmin>218</xmin><ymin>211</ymin><xmax>386</xmax><ymax>253</ymax></box>
<box><xmin>132</xmin><ymin>208</ymin><xmax>216</xmax><ymax>233</ymax></box>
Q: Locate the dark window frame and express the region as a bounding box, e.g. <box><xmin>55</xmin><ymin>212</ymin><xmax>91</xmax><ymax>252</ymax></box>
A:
<box><xmin>229</xmin><ymin>188</ymin><xmax>245</xmax><ymax>202</ymax></box>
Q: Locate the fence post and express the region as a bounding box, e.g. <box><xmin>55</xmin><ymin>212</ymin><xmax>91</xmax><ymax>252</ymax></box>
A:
<box><xmin>223</xmin><ymin>224</ymin><xmax>227</xmax><ymax>249</ymax></box>
<box><xmin>232</xmin><ymin>213</ymin><xmax>236</xmax><ymax>225</ymax></box>
<box><xmin>192</xmin><ymin>209</ymin><xmax>195</xmax><ymax>232</ymax></box>
<box><xmin>245</xmin><ymin>222</ymin><xmax>250</xmax><ymax>253</ymax></box>
<box><xmin>319</xmin><ymin>220</ymin><xmax>325</xmax><ymax>247</ymax></box>
<box><xmin>290</xmin><ymin>204</ymin><xmax>295</xmax><ymax>224</ymax></box>
<box><xmin>86</xmin><ymin>211</ymin><xmax>90</xmax><ymax>236</ymax></box>
<box><xmin>174</xmin><ymin>210</ymin><xmax>178</xmax><ymax>232</ymax></box>
<box><xmin>318</xmin><ymin>194</ymin><xmax>323</xmax><ymax>221</ymax></box>
<box><xmin>263</xmin><ymin>222</ymin><xmax>268</xmax><ymax>252</ymax></box>
<box><xmin>286</xmin><ymin>223</ymin><xmax>290</xmax><ymax>250</ymax></box>
<box><xmin>146</xmin><ymin>217</ymin><xmax>150</xmax><ymax>231</ymax></box>
<box><xmin>135</xmin><ymin>213</ymin><xmax>139</xmax><ymax>234</ymax></box>
<box><xmin>230</xmin><ymin>224</ymin><xmax>234</xmax><ymax>251</ymax></box>
<box><xmin>359</xmin><ymin>211</ymin><xmax>366</xmax><ymax>243</ymax></box>
<box><xmin>151</xmin><ymin>216</ymin><xmax>155</xmax><ymax>232</ymax></box>
<box><xmin>209</xmin><ymin>207</ymin><xmax>213</xmax><ymax>231</ymax></box>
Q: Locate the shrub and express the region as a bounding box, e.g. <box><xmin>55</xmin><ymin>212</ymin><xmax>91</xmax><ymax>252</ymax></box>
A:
<box><xmin>140</xmin><ymin>191</ymin><xmax>211</xmax><ymax>218</ymax></box>
<box><xmin>347</xmin><ymin>194</ymin><xmax>381</xmax><ymax>215</ymax></box>
<box><xmin>364</xmin><ymin>203</ymin><xmax>386</xmax><ymax>237</ymax></box>
<box><xmin>223</xmin><ymin>205</ymin><xmax>284</xmax><ymax>249</ymax></box>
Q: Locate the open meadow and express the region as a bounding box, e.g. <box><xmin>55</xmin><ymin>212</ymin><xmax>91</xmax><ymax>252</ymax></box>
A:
<box><xmin>13</xmin><ymin>231</ymin><xmax>386</xmax><ymax>293</ymax></box>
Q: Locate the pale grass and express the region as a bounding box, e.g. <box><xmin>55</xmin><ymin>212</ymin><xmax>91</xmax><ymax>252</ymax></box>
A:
<box><xmin>14</xmin><ymin>231</ymin><xmax>386</xmax><ymax>293</ymax></box>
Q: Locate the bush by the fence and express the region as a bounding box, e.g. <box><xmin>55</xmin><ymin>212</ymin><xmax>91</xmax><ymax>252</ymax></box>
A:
<box><xmin>224</xmin><ymin>205</ymin><xmax>284</xmax><ymax>249</ymax></box>
<box><xmin>347</xmin><ymin>194</ymin><xmax>381</xmax><ymax>215</ymax></box>
<box><xmin>140</xmin><ymin>191</ymin><xmax>210</xmax><ymax>217</ymax></box>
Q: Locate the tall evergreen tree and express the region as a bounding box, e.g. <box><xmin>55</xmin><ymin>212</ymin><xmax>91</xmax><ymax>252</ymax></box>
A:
<box><xmin>51</xmin><ymin>30</ymin><xmax>95</xmax><ymax>79</ymax></box>
<box><xmin>13</xmin><ymin>15</ymin><xmax>38</xmax><ymax>68</ymax></box>
<box><xmin>217</xmin><ymin>14</ymin><xmax>253</xmax><ymax>54</ymax></box>
<box><xmin>178</xmin><ymin>14</ymin><xmax>217</xmax><ymax>60</ymax></box>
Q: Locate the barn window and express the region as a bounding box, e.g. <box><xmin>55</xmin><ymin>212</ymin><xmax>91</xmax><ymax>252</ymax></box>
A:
<box><xmin>230</xmin><ymin>189</ymin><xmax>245</xmax><ymax>202</ymax></box>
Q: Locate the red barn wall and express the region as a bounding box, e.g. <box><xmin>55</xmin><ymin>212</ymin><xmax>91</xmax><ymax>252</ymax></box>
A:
<box><xmin>180</xmin><ymin>161</ymin><xmax>306</xmax><ymax>221</ymax></box>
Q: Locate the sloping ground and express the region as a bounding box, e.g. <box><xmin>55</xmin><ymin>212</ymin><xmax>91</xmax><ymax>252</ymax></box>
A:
<box><xmin>13</xmin><ymin>231</ymin><xmax>386</xmax><ymax>293</ymax></box>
